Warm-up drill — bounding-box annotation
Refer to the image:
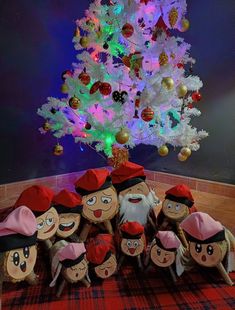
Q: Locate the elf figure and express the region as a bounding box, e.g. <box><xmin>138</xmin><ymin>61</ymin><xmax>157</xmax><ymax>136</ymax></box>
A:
<box><xmin>53</xmin><ymin>189</ymin><xmax>83</xmax><ymax>241</ymax></box>
<box><xmin>0</xmin><ymin>206</ymin><xmax>38</xmax><ymax>309</ymax></box>
<box><xmin>86</xmin><ymin>234</ymin><xmax>117</xmax><ymax>279</ymax></box>
<box><xmin>145</xmin><ymin>231</ymin><xmax>185</xmax><ymax>282</ymax></box>
<box><xmin>111</xmin><ymin>161</ymin><xmax>159</xmax><ymax>226</ymax></box>
<box><xmin>50</xmin><ymin>241</ymin><xmax>90</xmax><ymax>297</ymax></box>
<box><xmin>75</xmin><ymin>169</ymin><xmax>119</xmax><ymax>242</ymax></box>
<box><xmin>156</xmin><ymin>184</ymin><xmax>197</xmax><ymax>248</ymax></box>
<box><xmin>118</xmin><ymin>221</ymin><xmax>146</xmax><ymax>270</ymax></box>
<box><xmin>14</xmin><ymin>185</ymin><xmax>59</xmax><ymax>249</ymax></box>
<box><xmin>180</xmin><ymin>212</ymin><xmax>235</xmax><ymax>286</ymax></box>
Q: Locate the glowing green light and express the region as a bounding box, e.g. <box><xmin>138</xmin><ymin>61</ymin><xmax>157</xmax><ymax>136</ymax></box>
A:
<box><xmin>105</xmin><ymin>136</ymin><xmax>113</xmax><ymax>144</ymax></box>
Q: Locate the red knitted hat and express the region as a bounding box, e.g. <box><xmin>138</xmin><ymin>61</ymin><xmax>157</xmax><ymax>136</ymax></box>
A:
<box><xmin>75</xmin><ymin>169</ymin><xmax>111</xmax><ymax>196</ymax></box>
<box><xmin>111</xmin><ymin>161</ymin><xmax>146</xmax><ymax>193</ymax></box>
<box><xmin>165</xmin><ymin>184</ymin><xmax>194</xmax><ymax>208</ymax></box>
<box><xmin>14</xmin><ymin>185</ymin><xmax>54</xmax><ymax>214</ymax></box>
<box><xmin>86</xmin><ymin>234</ymin><xmax>115</xmax><ymax>265</ymax></box>
<box><xmin>120</xmin><ymin>221</ymin><xmax>144</xmax><ymax>239</ymax></box>
<box><xmin>53</xmin><ymin>189</ymin><xmax>82</xmax><ymax>214</ymax></box>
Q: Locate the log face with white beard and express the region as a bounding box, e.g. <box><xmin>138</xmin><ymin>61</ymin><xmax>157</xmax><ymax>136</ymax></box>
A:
<box><xmin>118</xmin><ymin>182</ymin><xmax>160</xmax><ymax>225</ymax></box>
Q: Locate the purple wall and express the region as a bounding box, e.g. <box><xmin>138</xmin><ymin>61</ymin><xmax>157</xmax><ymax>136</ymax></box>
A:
<box><xmin>0</xmin><ymin>0</ymin><xmax>235</xmax><ymax>184</ymax></box>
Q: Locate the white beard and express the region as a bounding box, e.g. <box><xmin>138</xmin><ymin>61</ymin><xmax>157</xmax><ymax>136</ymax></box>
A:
<box><xmin>119</xmin><ymin>190</ymin><xmax>160</xmax><ymax>225</ymax></box>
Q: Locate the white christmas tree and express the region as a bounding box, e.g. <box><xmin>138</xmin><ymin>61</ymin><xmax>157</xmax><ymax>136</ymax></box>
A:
<box><xmin>38</xmin><ymin>0</ymin><xmax>208</xmax><ymax>161</ymax></box>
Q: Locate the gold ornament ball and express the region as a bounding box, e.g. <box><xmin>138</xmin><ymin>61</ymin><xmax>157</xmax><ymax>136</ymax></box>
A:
<box><xmin>161</xmin><ymin>77</ymin><xmax>174</xmax><ymax>90</ymax></box>
<box><xmin>79</xmin><ymin>36</ymin><xmax>89</xmax><ymax>48</ymax></box>
<box><xmin>53</xmin><ymin>143</ymin><xmax>64</xmax><ymax>156</ymax></box>
<box><xmin>115</xmin><ymin>129</ymin><xmax>129</xmax><ymax>144</ymax></box>
<box><xmin>43</xmin><ymin>121</ymin><xmax>50</xmax><ymax>132</ymax></box>
<box><xmin>178</xmin><ymin>153</ymin><xmax>188</xmax><ymax>162</ymax></box>
<box><xmin>158</xmin><ymin>145</ymin><xmax>169</xmax><ymax>157</ymax></box>
<box><xmin>180</xmin><ymin>147</ymin><xmax>192</xmax><ymax>157</ymax></box>
<box><xmin>177</xmin><ymin>84</ymin><xmax>188</xmax><ymax>97</ymax></box>
<box><xmin>179</xmin><ymin>18</ymin><xmax>190</xmax><ymax>32</ymax></box>
<box><xmin>61</xmin><ymin>83</ymin><xmax>69</xmax><ymax>94</ymax></box>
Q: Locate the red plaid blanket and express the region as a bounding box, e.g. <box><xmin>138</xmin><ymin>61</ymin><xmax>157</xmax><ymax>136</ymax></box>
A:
<box><xmin>2</xmin><ymin>255</ymin><xmax>235</xmax><ymax>310</ymax></box>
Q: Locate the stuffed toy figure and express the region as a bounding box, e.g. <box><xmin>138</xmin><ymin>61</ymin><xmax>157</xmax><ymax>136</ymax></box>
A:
<box><xmin>180</xmin><ymin>212</ymin><xmax>235</xmax><ymax>286</ymax></box>
<box><xmin>145</xmin><ymin>231</ymin><xmax>185</xmax><ymax>282</ymax></box>
<box><xmin>111</xmin><ymin>161</ymin><xmax>160</xmax><ymax>226</ymax></box>
<box><xmin>0</xmin><ymin>206</ymin><xmax>38</xmax><ymax>309</ymax></box>
<box><xmin>53</xmin><ymin>189</ymin><xmax>83</xmax><ymax>241</ymax></box>
<box><xmin>75</xmin><ymin>169</ymin><xmax>119</xmax><ymax>242</ymax></box>
<box><xmin>156</xmin><ymin>184</ymin><xmax>197</xmax><ymax>248</ymax></box>
<box><xmin>86</xmin><ymin>234</ymin><xmax>117</xmax><ymax>279</ymax></box>
<box><xmin>14</xmin><ymin>185</ymin><xmax>59</xmax><ymax>249</ymax></box>
<box><xmin>49</xmin><ymin>241</ymin><xmax>90</xmax><ymax>297</ymax></box>
<box><xmin>118</xmin><ymin>221</ymin><xmax>146</xmax><ymax>270</ymax></box>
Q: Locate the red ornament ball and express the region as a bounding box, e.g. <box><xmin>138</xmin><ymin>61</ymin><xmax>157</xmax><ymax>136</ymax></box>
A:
<box><xmin>122</xmin><ymin>23</ymin><xmax>134</xmax><ymax>38</ymax></box>
<box><xmin>85</xmin><ymin>122</ymin><xmax>92</xmax><ymax>130</ymax></box>
<box><xmin>61</xmin><ymin>70</ymin><xmax>73</xmax><ymax>81</ymax></box>
<box><xmin>79</xmin><ymin>71</ymin><xmax>91</xmax><ymax>86</ymax></box>
<box><xmin>177</xmin><ymin>63</ymin><xmax>184</xmax><ymax>69</ymax></box>
<box><xmin>141</xmin><ymin>107</ymin><xmax>154</xmax><ymax>122</ymax></box>
<box><xmin>192</xmin><ymin>92</ymin><xmax>202</xmax><ymax>102</ymax></box>
<box><xmin>99</xmin><ymin>82</ymin><xmax>112</xmax><ymax>96</ymax></box>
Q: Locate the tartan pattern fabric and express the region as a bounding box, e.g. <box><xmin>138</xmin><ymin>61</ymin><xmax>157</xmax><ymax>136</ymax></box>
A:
<box><xmin>2</xmin><ymin>254</ymin><xmax>235</xmax><ymax>310</ymax></box>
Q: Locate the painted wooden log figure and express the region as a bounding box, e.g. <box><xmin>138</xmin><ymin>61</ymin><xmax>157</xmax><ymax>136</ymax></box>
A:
<box><xmin>111</xmin><ymin>161</ymin><xmax>160</xmax><ymax>226</ymax></box>
<box><xmin>75</xmin><ymin>169</ymin><xmax>119</xmax><ymax>242</ymax></box>
<box><xmin>49</xmin><ymin>241</ymin><xmax>90</xmax><ymax>297</ymax></box>
<box><xmin>146</xmin><ymin>231</ymin><xmax>185</xmax><ymax>282</ymax></box>
<box><xmin>180</xmin><ymin>212</ymin><xmax>235</xmax><ymax>286</ymax></box>
<box><xmin>118</xmin><ymin>221</ymin><xmax>146</xmax><ymax>270</ymax></box>
<box><xmin>156</xmin><ymin>184</ymin><xmax>197</xmax><ymax>248</ymax></box>
<box><xmin>0</xmin><ymin>206</ymin><xmax>38</xmax><ymax>309</ymax></box>
<box><xmin>86</xmin><ymin>234</ymin><xmax>117</xmax><ymax>279</ymax></box>
<box><xmin>14</xmin><ymin>185</ymin><xmax>59</xmax><ymax>249</ymax></box>
<box><xmin>53</xmin><ymin>189</ymin><xmax>83</xmax><ymax>241</ymax></box>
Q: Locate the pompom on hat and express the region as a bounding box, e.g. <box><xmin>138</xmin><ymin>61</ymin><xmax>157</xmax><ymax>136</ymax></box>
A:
<box><xmin>14</xmin><ymin>185</ymin><xmax>54</xmax><ymax>215</ymax></box>
<box><xmin>155</xmin><ymin>231</ymin><xmax>181</xmax><ymax>252</ymax></box>
<box><xmin>0</xmin><ymin>206</ymin><xmax>37</xmax><ymax>252</ymax></box>
<box><xmin>86</xmin><ymin>234</ymin><xmax>115</xmax><ymax>265</ymax></box>
<box><xmin>120</xmin><ymin>221</ymin><xmax>144</xmax><ymax>239</ymax></box>
<box><xmin>75</xmin><ymin>169</ymin><xmax>112</xmax><ymax>196</ymax></box>
<box><xmin>53</xmin><ymin>189</ymin><xmax>83</xmax><ymax>214</ymax></box>
<box><xmin>180</xmin><ymin>212</ymin><xmax>225</xmax><ymax>243</ymax></box>
<box><xmin>165</xmin><ymin>184</ymin><xmax>194</xmax><ymax>208</ymax></box>
<box><xmin>111</xmin><ymin>161</ymin><xmax>146</xmax><ymax>193</ymax></box>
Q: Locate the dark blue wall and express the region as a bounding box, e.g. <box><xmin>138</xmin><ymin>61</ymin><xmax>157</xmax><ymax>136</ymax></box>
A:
<box><xmin>0</xmin><ymin>0</ymin><xmax>235</xmax><ymax>185</ymax></box>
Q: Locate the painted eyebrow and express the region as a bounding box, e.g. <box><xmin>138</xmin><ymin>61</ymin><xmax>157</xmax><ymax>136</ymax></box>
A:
<box><xmin>102</xmin><ymin>191</ymin><xmax>112</xmax><ymax>196</ymax></box>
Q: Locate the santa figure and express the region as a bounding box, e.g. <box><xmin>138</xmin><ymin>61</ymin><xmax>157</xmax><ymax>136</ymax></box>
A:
<box><xmin>111</xmin><ymin>161</ymin><xmax>159</xmax><ymax>226</ymax></box>
<box><xmin>86</xmin><ymin>234</ymin><xmax>117</xmax><ymax>279</ymax></box>
<box><xmin>14</xmin><ymin>185</ymin><xmax>59</xmax><ymax>249</ymax></box>
<box><xmin>53</xmin><ymin>189</ymin><xmax>83</xmax><ymax>241</ymax></box>
<box><xmin>75</xmin><ymin>169</ymin><xmax>119</xmax><ymax>242</ymax></box>
<box><xmin>156</xmin><ymin>184</ymin><xmax>197</xmax><ymax>248</ymax></box>
<box><xmin>0</xmin><ymin>206</ymin><xmax>38</xmax><ymax>308</ymax></box>
<box><xmin>180</xmin><ymin>212</ymin><xmax>235</xmax><ymax>286</ymax></box>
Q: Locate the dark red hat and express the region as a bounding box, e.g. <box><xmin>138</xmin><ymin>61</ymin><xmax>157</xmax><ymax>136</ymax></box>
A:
<box><xmin>86</xmin><ymin>234</ymin><xmax>115</xmax><ymax>265</ymax></box>
<box><xmin>53</xmin><ymin>189</ymin><xmax>83</xmax><ymax>214</ymax></box>
<box><xmin>75</xmin><ymin>169</ymin><xmax>111</xmax><ymax>196</ymax></box>
<box><xmin>120</xmin><ymin>221</ymin><xmax>144</xmax><ymax>239</ymax></box>
<box><xmin>111</xmin><ymin>161</ymin><xmax>146</xmax><ymax>193</ymax></box>
<box><xmin>165</xmin><ymin>184</ymin><xmax>194</xmax><ymax>208</ymax></box>
<box><xmin>14</xmin><ymin>185</ymin><xmax>54</xmax><ymax>215</ymax></box>
<box><xmin>180</xmin><ymin>212</ymin><xmax>225</xmax><ymax>244</ymax></box>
